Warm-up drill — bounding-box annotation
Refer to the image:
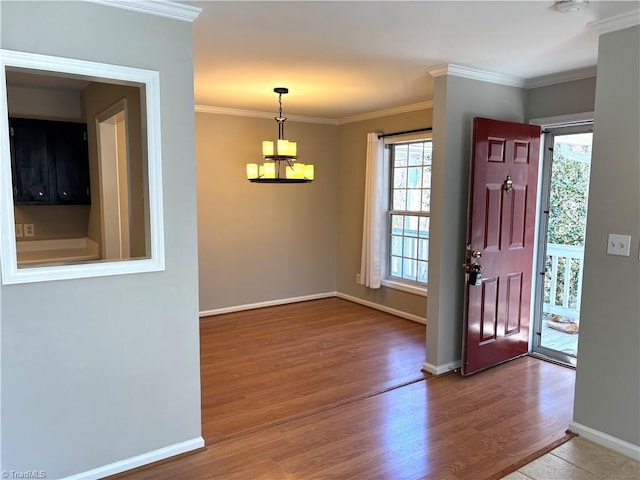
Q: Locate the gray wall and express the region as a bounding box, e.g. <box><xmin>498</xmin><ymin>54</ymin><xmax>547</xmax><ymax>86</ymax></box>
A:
<box><xmin>82</xmin><ymin>82</ymin><xmax>146</xmax><ymax>257</ymax></box>
<box><xmin>196</xmin><ymin>113</ymin><xmax>339</xmax><ymax>311</ymax></box>
<box><xmin>1</xmin><ymin>2</ymin><xmax>201</xmax><ymax>477</ymax></box>
<box><xmin>572</xmin><ymin>25</ymin><xmax>640</xmax><ymax>447</ymax></box>
<box><xmin>336</xmin><ymin>109</ymin><xmax>432</xmax><ymax>319</ymax></box>
<box><xmin>526</xmin><ymin>77</ymin><xmax>597</xmax><ymax>120</ymax></box>
<box><xmin>426</xmin><ymin>75</ymin><xmax>526</xmax><ymax>370</ymax></box>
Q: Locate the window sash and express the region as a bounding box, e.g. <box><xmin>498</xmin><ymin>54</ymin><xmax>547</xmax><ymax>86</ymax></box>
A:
<box><xmin>387</xmin><ymin>139</ymin><xmax>432</xmax><ymax>288</ymax></box>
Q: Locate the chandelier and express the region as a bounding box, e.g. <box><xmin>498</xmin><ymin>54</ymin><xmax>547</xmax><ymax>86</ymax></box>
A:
<box><xmin>246</xmin><ymin>87</ymin><xmax>314</xmax><ymax>183</ymax></box>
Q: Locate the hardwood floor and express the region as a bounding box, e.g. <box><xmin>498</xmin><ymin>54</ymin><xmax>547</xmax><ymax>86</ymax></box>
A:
<box><xmin>200</xmin><ymin>297</ymin><xmax>427</xmax><ymax>443</ymax></box>
<box><xmin>117</xmin><ymin>298</ymin><xmax>576</xmax><ymax>480</ymax></box>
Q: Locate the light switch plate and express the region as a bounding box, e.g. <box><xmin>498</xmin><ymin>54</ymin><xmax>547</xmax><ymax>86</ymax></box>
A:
<box><xmin>607</xmin><ymin>233</ymin><xmax>631</xmax><ymax>256</ymax></box>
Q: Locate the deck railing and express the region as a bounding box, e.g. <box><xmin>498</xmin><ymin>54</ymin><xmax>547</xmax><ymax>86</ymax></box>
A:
<box><xmin>543</xmin><ymin>243</ymin><xmax>584</xmax><ymax>321</ymax></box>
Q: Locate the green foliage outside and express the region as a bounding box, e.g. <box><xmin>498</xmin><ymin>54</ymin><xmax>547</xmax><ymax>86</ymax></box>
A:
<box><xmin>547</xmin><ymin>148</ymin><xmax>591</xmax><ymax>246</ymax></box>
<box><xmin>544</xmin><ymin>143</ymin><xmax>591</xmax><ymax>311</ymax></box>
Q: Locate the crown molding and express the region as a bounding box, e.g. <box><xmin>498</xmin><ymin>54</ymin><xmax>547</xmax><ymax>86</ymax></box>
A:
<box><xmin>195</xmin><ymin>102</ymin><xmax>434</xmax><ymax>125</ymax></box>
<box><xmin>86</xmin><ymin>0</ymin><xmax>202</xmax><ymax>22</ymax></box>
<box><xmin>588</xmin><ymin>9</ymin><xmax>640</xmax><ymax>35</ymax></box>
<box><xmin>194</xmin><ymin>105</ymin><xmax>338</xmax><ymax>125</ymax></box>
<box><xmin>428</xmin><ymin>64</ymin><xmax>526</xmax><ymax>88</ymax></box>
<box><xmin>338</xmin><ymin>101</ymin><xmax>433</xmax><ymax>125</ymax></box>
<box><xmin>525</xmin><ymin>66</ymin><xmax>597</xmax><ymax>89</ymax></box>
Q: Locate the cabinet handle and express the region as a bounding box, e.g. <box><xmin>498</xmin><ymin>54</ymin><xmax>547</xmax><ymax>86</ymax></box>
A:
<box><xmin>38</xmin><ymin>191</ymin><xmax>44</xmax><ymax>197</ymax></box>
<box><xmin>62</xmin><ymin>191</ymin><xmax>68</xmax><ymax>197</ymax></box>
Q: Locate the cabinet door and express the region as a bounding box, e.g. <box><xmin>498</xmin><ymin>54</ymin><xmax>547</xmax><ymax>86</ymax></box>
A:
<box><xmin>51</xmin><ymin>121</ymin><xmax>91</xmax><ymax>204</ymax></box>
<box><xmin>10</xmin><ymin>118</ymin><xmax>51</xmax><ymax>204</ymax></box>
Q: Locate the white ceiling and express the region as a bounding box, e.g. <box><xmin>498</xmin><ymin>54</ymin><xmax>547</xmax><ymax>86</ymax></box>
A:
<box><xmin>192</xmin><ymin>1</ymin><xmax>638</xmax><ymax>120</ymax></box>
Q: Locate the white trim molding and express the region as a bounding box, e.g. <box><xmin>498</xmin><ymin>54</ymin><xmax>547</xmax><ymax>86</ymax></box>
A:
<box><xmin>588</xmin><ymin>9</ymin><xmax>640</xmax><ymax>35</ymax></box>
<box><xmin>422</xmin><ymin>360</ymin><xmax>461</xmax><ymax>376</ymax></box>
<box><xmin>428</xmin><ymin>63</ymin><xmax>599</xmax><ymax>91</ymax></box>
<box><xmin>86</xmin><ymin>0</ymin><xmax>202</xmax><ymax>22</ymax></box>
<box><xmin>62</xmin><ymin>437</ymin><xmax>205</xmax><ymax>479</ymax></box>
<box><xmin>0</xmin><ymin>49</ymin><xmax>165</xmax><ymax>284</ymax></box>
<box><xmin>529</xmin><ymin>111</ymin><xmax>595</xmax><ymax>128</ymax></box>
<box><xmin>336</xmin><ymin>292</ymin><xmax>426</xmax><ymax>325</ymax></box>
<box><xmin>428</xmin><ymin>64</ymin><xmax>526</xmax><ymax>88</ymax></box>
<box><xmin>568</xmin><ymin>422</ymin><xmax>640</xmax><ymax>461</ymax></box>
<box><xmin>200</xmin><ymin>292</ymin><xmax>337</xmax><ymax>317</ymax></box>
<box><xmin>201</xmin><ymin>292</ymin><xmax>427</xmax><ymax>326</ymax></box>
<box><xmin>338</xmin><ymin>101</ymin><xmax>433</xmax><ymax>125</ymax></box>
<box><xmin>195</xmin><ymin>101</ymin><xmax>433</xmax><ymax>126</ymax></box>
<box><xmin>194</xmin><ymin>105</ymin><xmax>338</xmax><ymax>125</ymax></box>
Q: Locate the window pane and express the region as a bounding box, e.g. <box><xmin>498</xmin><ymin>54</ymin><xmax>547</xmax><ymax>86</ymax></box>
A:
<box><xmin>419</xmin><ymin>217</ymin><xmax>430</xmax><ymax>237</ymax></box>
<box><xmin>408</xmin><ymin>143</ymin><xmax>424</xmax><ymax>166</ymax></box>
<box><xmin>404</xmin><ymin>237</ymin><xmax>417</xmax><ymax>259</ymax></box>
<box><xmin>390</xmin><ymin>256</ymin><xmax>402</xmax><ymax>277</ymax></box>
<box><xmin>422</xmin><ymin>165</ymin><xmax>431</xmax><ymax>188</ymax></box>
<box><xmin>407</xmin><ymin>190</ymin><xmax>421</xmax><ymax>211</ymax></box>
<box><xmin>404</xmin><ymin>215</ymin><xmax>418</xmax><ymax>234</ymax></box>
<box><xmin>418</xmin><ymin>261</ymin><xmax>428</xmax><ymax>283</ymax></box>
<box><xmin>407</xmin><ymin>166</ymin><xmax>421</xmax><ymax>188</ymax></box>
<box><xmin>418</xmin><ymin>239</ymin><xmax>429</xmax><ymax>260</ymax></box>
<box><xmin>393</xmin><ymin>167</ymin><xmax>407</xmax><ymax>188</ymax></box>
<box><xmin>393</xmin><ymin>190</ymin><xmax>406</xmax><ymax>210</ymax></box>
<box><xmin>391</xmin><ymin>214</ymin><xmax>403</xmax><ymax>234</ymax></box>
<box><xmin>403</xmin><ymin>258</ymin><xmax>417</xmax><ymax>280</ymax></box>
<box><xmin>423</xmin><ymin>144</ymin><xmax>433</xmax><ymax>164</ymax></box>
<box><xmin>421</xmin><ymin>190</ymin><xmax>431</xmax><ymax>212</ymax></box>
<box><xmin>391</xmin><ymin>235</ymin><xmax>402</xmax><ymax>256</ymax></box>
<box><xmin>394</xmin><ymin>144</ymin><xmax>408</xmax><ymax>166</ymax></box>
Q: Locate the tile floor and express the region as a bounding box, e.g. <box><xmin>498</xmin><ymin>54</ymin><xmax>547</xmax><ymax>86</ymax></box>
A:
<box><xmin>501</xmin><ymin>436</ymin><xmax>640</xmax><ymax>480</ymax></box>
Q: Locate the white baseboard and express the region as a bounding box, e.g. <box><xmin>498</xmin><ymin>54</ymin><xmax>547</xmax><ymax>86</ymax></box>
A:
<box><xmin>335</xmin><ymin>292</ymin><xmax>426</xmax><ymax>325</ymax></box>
<box><xmin>422</xmin><ymin>360</ymin><xmax>461</xmax><ymax>376</ymax></box>
<box><xmin>62</xmin><ymin>437</ymin><xmax>205</xmax><ymax>480</ymax></box>
<box><xmin>199</xmin><ymin>292</ymin><xmax>336</xmax><ymax>317</ymax></box>
<box><xmin>568</xmin><ymin>421</ymin><xmax>640</xmax><ymax>461</ymax></box>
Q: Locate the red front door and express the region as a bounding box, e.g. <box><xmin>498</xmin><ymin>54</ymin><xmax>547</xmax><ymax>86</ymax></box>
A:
<box><xmin>462</xmin><ymin>117</ymin><xmax>541</xmax><ymax>375</ymax></box>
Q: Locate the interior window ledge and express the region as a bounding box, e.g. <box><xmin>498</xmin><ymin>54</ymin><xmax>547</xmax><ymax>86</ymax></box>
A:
<box><xmin>382</xmin><ymin>278</ymin><xmax>427</xmax><ymax>297</ymax></box>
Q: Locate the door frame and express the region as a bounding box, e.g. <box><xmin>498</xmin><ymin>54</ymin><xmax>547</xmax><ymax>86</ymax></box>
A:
<box><xmin>96</xmin><ymin>98</ymin><xmax>132</xmax><ymax>260</ymax></box>
<box><xmin>528</xmin><ymin>112</ymin><xmax>594</xmax><ymax>367</ymax></box>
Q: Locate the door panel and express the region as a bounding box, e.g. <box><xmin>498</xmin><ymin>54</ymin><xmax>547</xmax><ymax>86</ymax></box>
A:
<box><xmin>462</xmin><ymin>117</ymin><xmax>541</xmax><ymax>375</ymax></box>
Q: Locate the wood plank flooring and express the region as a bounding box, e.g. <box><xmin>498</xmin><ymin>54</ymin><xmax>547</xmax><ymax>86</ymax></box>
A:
<box><xmin>117</xmin><ymin>297</ymin><xmax>576</xmax><ymax>480</ymax></box>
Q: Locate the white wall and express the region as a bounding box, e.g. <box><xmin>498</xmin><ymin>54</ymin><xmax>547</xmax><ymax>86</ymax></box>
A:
<box><xmin>0</xmin><ymin>2</ymin><xmax>202</xmax><ymax>477</ymax></box>
<box><xmin>572</xmin><ymin>25</ymin><xmax>640</xmax><ymax>450</ymax></box>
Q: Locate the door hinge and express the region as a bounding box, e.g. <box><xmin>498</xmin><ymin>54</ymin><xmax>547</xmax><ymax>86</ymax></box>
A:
<box><xmin>83</xmin><ymin>131</ymin><xmax>87</xmax><ymax>141</ymax></box>
<box><xmin>10</xmin><ymin>127</ymin><xmax>14</xmax><ymax>137</ymax></box>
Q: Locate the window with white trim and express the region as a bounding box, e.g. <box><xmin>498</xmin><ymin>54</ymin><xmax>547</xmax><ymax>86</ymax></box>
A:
<box><xmin>386</xmin><ymin>140</ymin><xmax>432</xmax><ymax>290</ymax></box>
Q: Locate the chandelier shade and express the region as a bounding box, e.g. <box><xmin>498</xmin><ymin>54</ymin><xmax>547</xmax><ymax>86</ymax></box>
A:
<box><xmin>246</xmin><ymin>87</ymin><xmax>314</xmax><ymax>183</ymax></box>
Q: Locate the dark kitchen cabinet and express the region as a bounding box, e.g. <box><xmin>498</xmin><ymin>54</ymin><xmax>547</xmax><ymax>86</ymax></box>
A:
<box><xmin>9</xmin><ymin>117</ymin><xmax>91</xmax><ymax>205</ymax></box>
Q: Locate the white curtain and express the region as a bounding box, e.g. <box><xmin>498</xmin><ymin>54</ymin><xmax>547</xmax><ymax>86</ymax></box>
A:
<box><xmin>359</xmin><ymin>132</ymin><xmax>385</xmax><ymax>288</ymax></box>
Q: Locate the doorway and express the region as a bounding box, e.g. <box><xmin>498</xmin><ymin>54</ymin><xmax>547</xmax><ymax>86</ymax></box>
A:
<box><xmin>97</xmin><ymin>99</ymin><xmax>132</xmax><ymax>260</ymax></box>
<box><xmin>532</xmin><ymin>124</ymin><xmax>593</xmax><ymax>366</ymax></box>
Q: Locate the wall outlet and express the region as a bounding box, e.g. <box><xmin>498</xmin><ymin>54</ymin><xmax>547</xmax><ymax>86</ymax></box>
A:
<box><xmin>23</xmin><ymin>223</ymin><xmax>35</xmax><ymax>237</ymax></box>
<box><xmin>15</xmin><ymin>223</ymin><xmax>23</xmax><ymax>238</ymax></box>
<box><xmin>607</xmin><ymin>233</ymin><xmax>631</xmax><ymax>256</ymax></box>
<box><xmin>356</xmin><ymin>273</ymin><xmax>361</xmax><ymax>284</ymax></box>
